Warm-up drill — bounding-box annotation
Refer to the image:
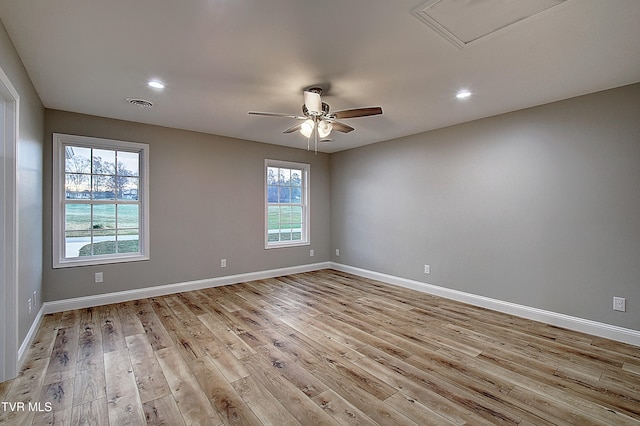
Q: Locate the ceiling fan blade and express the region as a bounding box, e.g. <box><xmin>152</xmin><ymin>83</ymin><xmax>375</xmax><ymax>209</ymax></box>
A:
<box><xmin>332</xmin><ymin>106</ymin><xmax>383</xmax><ymax>119</ymax></box>
<box><xmin>330</xmin><ymin>121</ymin><xmax>355</xmax><ymax>133</ymax></box>
<box><xmin>282</xmin><ymin>123</ymin><xmax>302</xmax><ymax>134</ymax></box>
<box><xmin>303</xmin><ymin>91</ymin><xmax>322</xmax><ymax>114</ymax></box>
<box><xmin>248</xmin><ymin>111</ymin><xmax>305</xmax><ymax>119</ymax></box>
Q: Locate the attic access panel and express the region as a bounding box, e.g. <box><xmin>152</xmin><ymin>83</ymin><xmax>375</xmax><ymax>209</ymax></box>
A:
<box><xmin>411</xmin><ymin>0</ymin><xmax>567</xmax><ymax>49</ymax></box>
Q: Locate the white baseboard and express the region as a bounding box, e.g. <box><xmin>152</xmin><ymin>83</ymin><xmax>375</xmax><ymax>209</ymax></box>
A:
<box><xmin>18</xmin><ymin>305</ymin><xmax>46</xmax><ymax>368</ymax></box>
<box><xmin>42</xmin><ymin>262</ymin><xmax>331</xmax><ymax>314</ymax></box>
<box><xmin>37</xmin><ymin>260</ymin><xmax>639</xmax><ymax>348</ymax></box>
<box><xmin>330</xmin><ymin>262</ymin><xmax>640</xmax><ymax>347</ymax></box>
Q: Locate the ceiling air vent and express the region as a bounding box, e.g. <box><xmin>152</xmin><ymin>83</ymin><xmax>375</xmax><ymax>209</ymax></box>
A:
<box><xmin>411</xmin><ymin>0</ymin><xmax>567</xmax><ymax>49</ymax></box>
<box><xmin>126</xmin><ymin>98</ymin><xmax>154</xmax><ymax>108</ymax></box>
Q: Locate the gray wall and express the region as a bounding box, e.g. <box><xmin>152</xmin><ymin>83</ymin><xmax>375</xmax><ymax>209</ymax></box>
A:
<box><xmin>0</xmin><ymin>20</ymin><xmax>44</xmax><ymax>343</ymax></box>
<box><xmin>331</xmin><ymin>83</ymin><xmax>640</xmax><ymax>330</ymax></box>
<box><xmin>43</xmin><ymin>110</ymin><xmax>331</xmax><ymax>301</ymax></box>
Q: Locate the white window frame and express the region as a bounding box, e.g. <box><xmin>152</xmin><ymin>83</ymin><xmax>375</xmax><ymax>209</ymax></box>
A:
<box><xmin>53</xmin><ymin>133</ymin><xmax>150</xmax><ymax>268</ymax></box>
<box><xmin>265</xmin><ymin>159</ymin><xmax>310</xmax><ymax>249</ymax></box>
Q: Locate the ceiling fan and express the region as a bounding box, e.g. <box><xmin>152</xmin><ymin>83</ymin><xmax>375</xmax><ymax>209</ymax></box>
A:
<box><xmin>248</xmin><ymin>87</ymin><xmax>382</xmax><ymax>152</ymax></box>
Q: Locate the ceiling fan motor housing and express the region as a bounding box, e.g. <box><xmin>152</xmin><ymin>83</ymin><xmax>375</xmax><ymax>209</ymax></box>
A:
<box><xmin>302</xmin><ymin>102</ymin><xmax>330</xmax><ymax>118</ymax></box>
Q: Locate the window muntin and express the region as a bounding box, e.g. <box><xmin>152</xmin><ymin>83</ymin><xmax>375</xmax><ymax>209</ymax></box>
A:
<box><xmin>265</xmin><ymin>160</ymin><xmax>309</xmax><ymax>248</ymax></box>
<box><xmin>53</xmin><ymin>133</ymin><xmax>149</xmax><ymax>268</ymax></box>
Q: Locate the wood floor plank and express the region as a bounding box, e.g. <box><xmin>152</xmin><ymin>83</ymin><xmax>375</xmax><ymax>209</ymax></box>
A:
<box><xmin>70</xmin><ymin>397</ymin><xmax>109</xmax><ymax>426</ymax></box>
<box><xmin>199</xmin><ymin>313</ymin><xmax>257</xmax><ymax>360</ymax></box>
<box><xmin>135</xmin><ymin>300</ymin><xmax>174</xmax><ymax>352</ymax></box>
<box><xmin>0</xmin><ymin>358</ymin><xmax>48</xmax><ymax>426</ymax></box>
<box><xmin>311</xmin><ymin>389</ymin><xmax>378</xmax><ymax>426</ymax></box>
<box><xmin>126</xmin><ymin>333</ymin><xmax>171</xmax><ymax>404</ymax></box>
<box><xmin>59</xmin><ymin>309</ymin><xmax>82</xmax><ymax>329</ymax></box>
<box><xmin>194</xmin><ymin>333</ymin><xmax>251</xmax><ymax>383</ymax></box>
<box><xmin>231</xmin><ymin>375</ymin><xmax>301</xmax><ymax>426</ymax></box>
<box><xmin>384</xmin><ymin>391</ymin><xmax>457</xmax><ymax>426</ymax></box>
<box><xmin>76</xmin><ymin>308</ymin><xmax>104</xmax><ymax>372</ymax></box>
<box><xmin>251</xmin><ymin>343</ymin><xmax>329</xmax><ymax>398</ymax></box>
<box><xmin>153</xmin><ymin>296</ymin><xmax>210</xmax><ymax>362</ymax></box>
<box><xmin>44</xmin><ymin>325</ymin><xmax>79</xmax><ymax>385</ymax></box>
<box><xmin>353</xmin><ymin>346</ymin><xmax>500</xmax><ymax>425</ymax></box>
<box><xmin>22</xmin><ymin>313</ymin><xmax>62</xmax><ymax>366</ymax></box>
<box><xmin>155</xmin><ymin>347</ymin><xmax>223</xmax><ymax>426</ymax></box>
<box><xmin>175</xmin><ymin>292</ymin><xmax>209</xmax><ymax>317</ymax></box>
<box><xmin>242</xmin><ymin>354</ymin><xmax>338</xmax><ymax>425</ymax></box>
<box><xmin>0</xmin><ymin>380</ymin><xmax>11</xmax><ymax>403</ymax></box>
<box><xmin>100</xmin><ymin>305</ymin><xmax>127</xmax><ymax>353</ymax></box>
<box><xmin>188</xmin><ymin>355</ymin><xmax>262</xmax><ymax>425</ymax></box>
<box><xmin>117</xmin><ymin>301</ymin><xmax>147</xmax><ymax>337</ymax></box>
<box><xmin>104</xmin><ymin>348</ymin><xmax>146</xmax><ymax>425</ymax></box>
<box><xmin>478</xmin><ymin>349</ymin><xmax>640</xmax><ymax>423</ymax></box>
<box><xmin>7</xmin><ymin>269</ymin><xmax>640</xmax><ymax>425</ymax></box>
<box><xmin>38</xmin><ymin>381</ymin><xmax>72</xmax><ymax>426</ymax></box>
<box><xmin>142</xmin><ymin>394</ymin><xmax>186</xmax><ymax>426</ymax></box>
<box><xmin>72</xmin><ymin>362</ymin><xmax>106</xmax><ymax>407</ymax></box>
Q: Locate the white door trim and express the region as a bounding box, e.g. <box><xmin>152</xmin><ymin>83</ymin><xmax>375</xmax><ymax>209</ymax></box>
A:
<box><xmin>0</xmin><ymin>65</ymin><xmax>19</xmax><ymax>382</ymax></box>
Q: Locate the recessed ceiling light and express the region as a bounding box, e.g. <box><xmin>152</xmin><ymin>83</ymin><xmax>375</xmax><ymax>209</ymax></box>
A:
<box><xmin>148</xmin><ymin>80</ymin><xmax>165</xmax><ymax>89</ymax></box>
<box><xmin>456</xmin><ymin>89</ymin><xmax>472</xmax><ymax>100</ymax></box>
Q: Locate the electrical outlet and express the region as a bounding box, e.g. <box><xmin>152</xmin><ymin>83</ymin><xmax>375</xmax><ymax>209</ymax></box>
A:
<box><xmin>424</xmin><ymin>264</ymin><xmax>431</xmax><ymax>274</ymax></box>
<box><xmin>221</xmin><ymin>259</ymin><xmax>227</xmax><ymax>268</ymax></box>
<box><xmin>613</xmin><ymin>297</ymin><xmax>626</xmax><ymax>312</ymax></box>
<box><xmin>336</xmin><ymin>249</ymin><xmax>340</xmax><ymax>257</ymax></box>
<box><xmin>28</xmin><ymin>298</ymin><xmax>32</xmax><ymax>315</ymax></box>
<box><xmin>95</xmin><ymin>272</ymin><xmax>103</xmax><ymax>283</ymax></box>
<box><xmin>310</xmin><ymin>249</ymin><xmax>314</xmax><ymax>257</ymax></box>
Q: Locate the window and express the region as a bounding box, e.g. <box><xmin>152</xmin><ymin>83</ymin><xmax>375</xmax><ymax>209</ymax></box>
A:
<box><xmin>53</xmin><ymin>133</ymin><xmax>149</xmax><ymax>268</ymax></box>
<box><xmin>265</xmin><ymin>159</ymin><xmax>309</xmax><ymax>248</ymax></box>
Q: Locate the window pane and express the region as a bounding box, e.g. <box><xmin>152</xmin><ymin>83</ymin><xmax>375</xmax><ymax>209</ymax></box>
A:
<box><xmin>268</xmin><ymin>206</ymin><xmax>280</xmax><ymax>230</ymax></box>
<box><xmin>267</xmin><ymin>185</ymin><xmax>279</xmax><ymax>203</ymax></box>
<box><xmin>280</xmin><ymin>232</ymin><xmax>292</xmax><ymax>241</ymax></box>
<box><xmin>65</xmin><ymin>204</ymin><xmax>91</xmax><ymax>231</ymax></box>
<box><xmin>66</xmin><ymin>230</ymin><xmax>90</xmax><ymax>257</ymax></box>
<box><xmin>65</xmin><ymin>146</ymin><xmax>91</xmax><ymax>174</ymax></box>
<box><xmin>290</xmin><ymin>170</ymin><xmax>302</xmax><ymax>186</ymax></box>
<box><xmin>267</xmin><ymin>167</ymin><xmax>278</xmax><ymax>185</ymax></box>
<box><xmin>93</xmin><ymin>204</ymin><xmax>116</xmax><ymax>229</ymax></box>
<box><xmin>279</xmin><ymin>206</ymin><xmax>291</xmax><ymax>225</ymax></box>
<box><xmin>65</xmin><ymin>173</ymin><xmax>91</xmax><ymax>199</ymax></box>
<box><xmin>117</xmin><ymin>231</ymin><xmax>139</xmax><ymax>254</ymax></box>
<box><xmin>117</xmin><ymin>176</ymin><xmax>139</xmax><ymax>200</ymax></box>
<box><xmin>117</xmin><ymin>204</ymin><xmax>139</xmax><ymax>228</ymax></box>
<box><xmin>92</xmin><ymin>175</ymin><xmax>115</xmax><ymax>200</ymax></box>
<box><xmin>290</xmin><ymin>206</ymin><xmax>302</xmax><ymax>223</ymax></box>
<box><xmin>117</xmin><ymin>151</ymin><xmax>139</xmax><ymax>176</ymax></box>
<box><xmin>90</xmin><ymin>230</ymin><xmax>117</xmax><ymax>255</ymax></box>
<box><xmin>93</xmin><ymin>149</ymin><xmax>116</xmax><ymax>175</ymax></box>
<box><xmin>291</xmin><ymin>187</ymin><xmax>302</xmax><ymax>203</ymax></box>
<box><xmin>279</xmin><ymin>187</ymin><xmax>291</xmax><ymax>203</ymax></box>
<box><xmin>278</xmin><ymin>168</ymin><xmax>290</xmax><ymax>184</ymax></box>
<box><xmin>268</xmin><ymin>233</ymin><xmax>280</xmax><ymax>242</ymax></box>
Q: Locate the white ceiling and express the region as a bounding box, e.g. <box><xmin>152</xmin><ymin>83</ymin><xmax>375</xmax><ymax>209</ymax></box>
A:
<box><xmin>1</xmin><ymin>0</ymin><xmax>639</xmax><ymax>153</ymax></box>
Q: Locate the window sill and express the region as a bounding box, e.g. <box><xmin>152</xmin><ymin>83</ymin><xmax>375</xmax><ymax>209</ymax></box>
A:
<box><xmin>265</xmin><ymin>241</ymin><xmax>310</xmax><ymax>250</ymax></box>
<box><xmin>53</xmin><ymin>254</ymin><xmax>150</xmax><ymax>269</ymax></box>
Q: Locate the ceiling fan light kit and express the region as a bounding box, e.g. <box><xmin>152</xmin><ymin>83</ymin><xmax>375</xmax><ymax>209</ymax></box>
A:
<box><xmin>317</xmin><ymin>120</ymin><xmax>333</xmax><ymax>138</ymax></box>
<box><xmin>249</xmin><ymin>86</ymin><xmax>382</xmax><ymax>152</ymax></box>
<box><xmin>300</xmin><ymin>119</ymin><xmax>314</xmax><ymax>138</ymax></box>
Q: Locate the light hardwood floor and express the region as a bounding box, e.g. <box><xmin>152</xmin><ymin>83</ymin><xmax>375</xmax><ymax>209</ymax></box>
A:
<box><xmin>1</xmin><ymin>269</ymin><xmax>639</xmax><ymax>425</ymax></box>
